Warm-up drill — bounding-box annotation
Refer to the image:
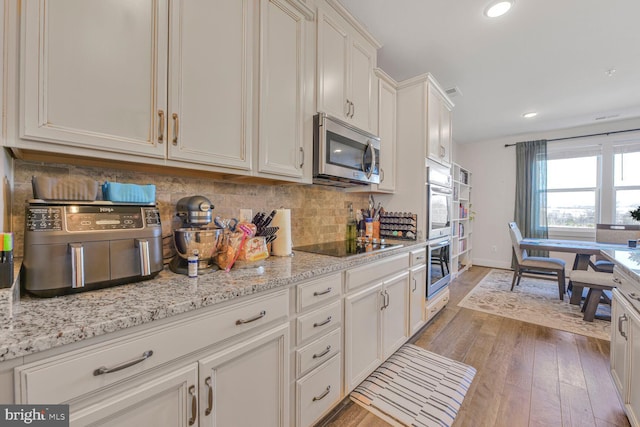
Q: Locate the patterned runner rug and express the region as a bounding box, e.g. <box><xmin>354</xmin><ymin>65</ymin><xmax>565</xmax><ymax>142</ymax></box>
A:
<box><xmin>457</xmin><ymin>268</ymin><xmax>611</xmax><ymax>340</ymax></box>
<box><xmin>350</xmin><ymin>344</ymin><xmax>476</xmax><ymax>427</ymax></box>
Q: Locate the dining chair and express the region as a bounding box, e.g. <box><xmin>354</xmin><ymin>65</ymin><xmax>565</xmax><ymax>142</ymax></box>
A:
<box><xmin>589</xmin><ymin>224</ymin><xmax>640</xmax><ymax>273</ymax></box>
<box><xmin>508</xmin><ymin>222</ymin><xmax>567</xmax><ymax>300</ymax></box>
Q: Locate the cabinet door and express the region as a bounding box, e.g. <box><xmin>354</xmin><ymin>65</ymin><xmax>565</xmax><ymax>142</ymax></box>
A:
<box><xmin>409</xmin><ymin>264</ymin><xmax>427</xmax><ymax>336</ymax></box>
<box><xmin>348</xmin><ymin>37</ymin><xmax>375</xmax><ymax>133</ymax></box>
<box><xmin>199</xmin><ymin>324</ymin><xmax>289</xmax><ymax>427</ymax></box>
<box><xmin>344</xmin><ymin>282</ymin><xmax>383</xmax><ymax>393</ymax></box>
<box><xmin>382</xmin><ymin>271</ymin><xmax>409</xmax><ymax>359</ymax></box>
<box><xmin>439</xmin><ymin>101</ymin><xmax>452</xmax><ymax>165</ymax></box>
<box><xmin>628</xmin><ymin>306</ymin><xmax>640</xmax><ymax>426</ymax></box>
<box><xmin>167</xmin><ymin>0</ymin><xmax>254</xmax><ymax>170</ymax></box>
<box><xmin>257</xmin><ymin>0</ymin><xmax>308</xmax><ymax>179</ymax></box>
<box><xmin>611</xmin><ymin>292</ymin><xmax>629</xmax><ymax>396</ymax></box>
<box><xmin>317</xmin><ymin>9</ymin><xmax>349</xmax><ymax>121</ymax></box>
<box><xmin>71</xmin><ymin>364</ymin><xmax>198</xmax><ymax>427</ymax></box>
<box><xmin>426</xmin><ymin>84</ymin><xmax>442</xmax><ymax>162</ymax></box>
<box><xmin>21</xmin><ymin>0</ymin><xmax>168</xmax><ymax>157</ymax></box>
<box><xmin>377</xmin><ymin>76</ymin><xmax>396</xmax><ymax>192</ymax></box>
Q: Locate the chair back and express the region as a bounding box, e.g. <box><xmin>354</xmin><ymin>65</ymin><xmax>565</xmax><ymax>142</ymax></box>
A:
<box><xmin>508</xmin><ymin>222</ymin><xmax>526</xmax><ymax>264</ymax></box>
<box><xmin>595</xmin><ymin>224</ymin><xmax>640</xmax><ymax>244</ymax></box>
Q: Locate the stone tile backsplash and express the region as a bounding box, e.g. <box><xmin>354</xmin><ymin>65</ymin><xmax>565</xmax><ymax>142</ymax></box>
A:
<box><xmin>11</xmin><ymin>160</ymin><xmax>370</xmax><ymax>256</ymax></box>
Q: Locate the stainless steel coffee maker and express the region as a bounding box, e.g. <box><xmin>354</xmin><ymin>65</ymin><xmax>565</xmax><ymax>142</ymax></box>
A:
<box><xmin>169</xmin><ymin>196</ymin><xmax>223</xmax><ymax>275</ymax></box>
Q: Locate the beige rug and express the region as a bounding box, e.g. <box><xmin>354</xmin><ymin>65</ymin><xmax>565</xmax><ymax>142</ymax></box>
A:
<box><xmin>458</xmin><ymin>269</ymin><xmax>611</xmax><ymax>341</ymax></box>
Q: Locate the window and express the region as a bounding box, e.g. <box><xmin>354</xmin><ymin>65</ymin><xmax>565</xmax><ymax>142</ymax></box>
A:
<box><xmin>614</xmin><ymin>149</ymin><xmax>640</xmax><ymax>224</ymax></box>
<box><xmin>546</xmin><ymin>155</ymin><xmax>598</xmax><ymax>229</ymax></box>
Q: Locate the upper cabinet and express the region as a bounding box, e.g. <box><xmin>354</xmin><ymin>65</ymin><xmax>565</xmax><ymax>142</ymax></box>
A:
<box><xmin>426</xmin><ymin>79</ymin><xmax>453</xmax><ymax>166</ymax></box>
<box><xmin>375</xmin><ymin>69</ymin><xmax>397</xmax><ymax>193</ymax></box>
<box><xmin>18</xmin><ymin>0</ymin><xmax>314</xmax><ymax>183</ymax></box>
<box><xmin>20</xmin><ymin>0</ymin><xmax>169</xmax><ymax>159</ymax></box>
<box><xmin>316</xmin><ymin>0</ymin><xmax>380</xmax><ymax>134</ymax></box>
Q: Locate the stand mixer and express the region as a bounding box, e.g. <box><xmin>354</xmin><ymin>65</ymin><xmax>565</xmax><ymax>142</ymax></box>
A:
<box><xmin>169</xmin><ymin>195</ymin><xmax>222</xmax><ymax>275</ymax></box>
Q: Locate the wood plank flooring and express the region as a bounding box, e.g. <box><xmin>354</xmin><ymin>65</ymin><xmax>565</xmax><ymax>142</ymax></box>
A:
<box><xmin>319</xmin><ymin>266</ymin><xmax>631</xmax><ymax>427</ymax></box>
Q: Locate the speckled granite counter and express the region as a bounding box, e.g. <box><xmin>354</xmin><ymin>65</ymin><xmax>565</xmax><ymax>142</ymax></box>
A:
<box><xmin>601</xmin><ymin>249</ymin><xmax>640</xmax><ymax>284</ymax></box>
<box><xmin>0</xmin><ymin>241</ymin><xmax>426</xmax><ymax>362</ymax></box>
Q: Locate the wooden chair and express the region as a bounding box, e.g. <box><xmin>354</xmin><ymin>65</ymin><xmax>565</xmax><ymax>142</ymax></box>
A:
<box><xmin>508</xmin><ymin>222</ymin><xmax>567</xmax><ymax>300</ymax></box>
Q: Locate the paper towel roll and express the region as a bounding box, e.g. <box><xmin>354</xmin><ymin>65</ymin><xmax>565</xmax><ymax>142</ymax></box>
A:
<box><xmin>271</xmin><ymin>209</ymin><xmax>292</xmax><ymax>256</ymax></box>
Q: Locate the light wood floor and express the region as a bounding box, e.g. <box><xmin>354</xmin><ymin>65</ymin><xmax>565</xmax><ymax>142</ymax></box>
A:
<box><xmin>319</xmin><ymin>266</ymin><xmax>631</xmax><ymax>427</ymax></box>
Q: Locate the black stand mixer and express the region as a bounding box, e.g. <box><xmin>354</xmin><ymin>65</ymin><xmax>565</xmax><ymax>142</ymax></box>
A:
<box><xmin>169</xmin><ymin>195</ymin><xmax>222</xmax><ymax>275</ymax></box>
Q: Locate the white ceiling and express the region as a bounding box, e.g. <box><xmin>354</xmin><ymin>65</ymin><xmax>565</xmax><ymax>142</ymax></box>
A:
<box><xmin>338</xmin><ymin>0</ymin><xmax>640</xmax><ymax>144</ymax></box>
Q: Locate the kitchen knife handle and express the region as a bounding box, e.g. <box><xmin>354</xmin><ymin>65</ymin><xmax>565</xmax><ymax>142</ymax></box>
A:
<box><xmin>136</xmin><ymin>239</ymin><xmax>151</xmax><ymax>276</ymax></box>
<box><xmin>70</xmin><ymin>243</ymin><xmax>85</xmax><ymax>289</ymax></box>
<box><xmin>157</xmin><ymin>110</ymin><xmax>165</xmax><ymax>143</ymax></box>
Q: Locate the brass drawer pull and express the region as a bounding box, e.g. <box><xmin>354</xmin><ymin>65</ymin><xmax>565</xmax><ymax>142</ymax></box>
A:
<box><xmin>93</xmin><ymin>350</ymin><xmax>153</xmax><ymax>376</ymax></box>
<box><xmin>312</xmin><ymin>385</ymin><xmax>331</xmax><ymax>402</ymax></box>
<box><xmin>312</xmin><ymin>345</ymin><xmax>332</xmax><ymax>359</ymax></box>
<box><xmin>172</xmin><ymin>113</ymin><xmax>179</xmax><ymax>145</ymax></box>
<box><xmin>205</xmin><ymin>377</ymin><xmax>213</xmax><ymax>416</ymax></box>
<box><xmin>157</xmin><ymin>110</ymin><xmax>165</xmax><ymax>143</ymax></box>
<box><xmin>188</xmin><ymin>385</ymin><xmax>197</xmax><ymax>425</ymax></box>
<box><xmin>313</xmin><ymin>316</ymin><xmax>332</xmax><ymax>328</ymax></box>
<box><xmin>236</xmin><ymin>310</ymin><xmax>266</xmax><ymax>325</ymax></box>
<box><xmin>313</xmin><ymin>287</ymin><xmax>332</xmax><ymax>297</ymax></box>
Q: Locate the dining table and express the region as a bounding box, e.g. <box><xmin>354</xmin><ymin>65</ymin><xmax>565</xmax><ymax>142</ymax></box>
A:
<box><xmin>519</xmin><ymin>238</ymin><xmax>635</xmax><ymax>305</ymax></box>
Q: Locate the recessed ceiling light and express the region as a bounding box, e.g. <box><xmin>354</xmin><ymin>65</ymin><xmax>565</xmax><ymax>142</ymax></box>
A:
<box><xmin>484</xmin><ymin>0</ymin><xmax>514</xmax><ymax>18</ymax></box>
<box><xmin>522</xmin><ymin>112</ymin><xmax>538</xmax><ymax>118</ymax></box>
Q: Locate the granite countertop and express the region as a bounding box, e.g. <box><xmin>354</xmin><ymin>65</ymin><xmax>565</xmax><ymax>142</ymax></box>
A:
<box><xmin>601</xmin><ymin>249</ymin><xmax>640</xmax><ymax>285</ymax></box>
<box><xmin>0</xmin><ymin>240</ymin><xmax>426</xmax><ymax>363</ymax></box>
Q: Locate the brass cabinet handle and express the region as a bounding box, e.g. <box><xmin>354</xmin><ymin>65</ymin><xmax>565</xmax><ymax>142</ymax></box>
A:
<box><xmin>205</xmin><ymin>377</ymin><xmax>213</xmax><ymax>416</ymax></box>
<box><xmin>236</xmin><ymin>310</ymin><xmax>266</xmax><ymax>325</ymax></box>
<box><xmin>188</xmin><ymin>385</ymin><xmax>197</xmax><ymax>425</ymax></box>
<box><xmin>313</xmin><ymin>287</ymin><xmax>332</xmax><ymax>297</ymax></box>
<box><xmin>93</xmin><ymin>350</ymin><xmax>153</xmax><ymax>376</ymax></box>
<box><xmin>619</xmin><ymin>314</ymin><xmax>628</xmax><ymax>340</ymax></box>
<box><xmin>313</xmin><ymin>316</ymin><xmax>332</xmax><ymax>328</ymax></box>
<box><xmin>300</xmin><ymin>147</ymin><xmax>305</xmax><ymax>168</ymax></box>
<box><xmin>157</xmin><ymin>110</ymin><xmax>165</xmax><ymax>143</ymax></box>
<box><xmin>312</xmin><ymin>345</ymin><xmax>332</xmax><ymax>359</ymax></box>
<box><xmin>312</xmin><ymin>385</ymin><xmax>331</xmax><ymax>402</ymax></box>
<box><xmin>172</xmin><ymin>113</ymin><xmax>179</xmax><ymax>145</ymax></box>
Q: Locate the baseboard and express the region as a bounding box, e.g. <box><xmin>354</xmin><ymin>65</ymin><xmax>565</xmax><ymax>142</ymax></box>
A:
<box><xmin>473</xmin><ymin>258</ymin><xmax>512</xmax><ymax>270</ymax></box>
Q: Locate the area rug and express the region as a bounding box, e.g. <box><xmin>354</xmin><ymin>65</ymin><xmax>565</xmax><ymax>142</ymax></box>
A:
<box><xmin>457</xmin><ymin>269</ymin><xmax>611</xmax><ymax>341</ymax></box>
<box><xmin>350</xmin><ymin>344</ymin><xmax>476</xmax><ymax>427</ymax></box>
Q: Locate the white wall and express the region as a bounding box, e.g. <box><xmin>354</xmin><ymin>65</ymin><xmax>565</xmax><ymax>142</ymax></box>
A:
<box><xmin>454</xmin><ymin>117</ymin><xmax>640</xmax><ymax>269</ymax></box>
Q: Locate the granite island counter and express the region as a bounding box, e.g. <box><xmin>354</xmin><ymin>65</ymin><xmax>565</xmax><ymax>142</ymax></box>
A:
<box><xmin>0</xmin><ymin>240</ymin><xmax>426</xmax><ymax>363</ymax></box>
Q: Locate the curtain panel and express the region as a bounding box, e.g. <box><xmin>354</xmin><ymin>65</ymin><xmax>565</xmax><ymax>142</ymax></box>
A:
<box><xmin>514</xmin><ymin>139</ymin><xmax>548</xmax><ymax>260</ymax></box>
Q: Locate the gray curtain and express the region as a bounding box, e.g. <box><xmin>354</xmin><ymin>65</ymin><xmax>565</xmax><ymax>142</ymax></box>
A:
<box><xmin>514</xmin><ymin>139</ymin><xmax>548</xmax><ymax>259</ymax></box>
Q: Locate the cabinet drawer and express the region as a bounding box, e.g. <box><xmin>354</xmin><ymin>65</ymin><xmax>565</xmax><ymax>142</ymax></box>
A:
<box><xmin>410</xmin><ymin>248</ymin><xmax>427</xmax><ymax>266</ymax></box>
<box><xmin>296</xmin><ymin>354</ymin><xmax>342</xmax><ymax>427</ymax></box>
<box><xmin>15</xmin><ymin>289</ymin><xmax>288</xmax><ymax>404</ymax></box>
<box><xmin>345</xmin><ymin>253</ymin><xmax>410</xmax><ymax>292</ymax></box>
<box><xmin>296</xmin><ymin>300</ymin><xmax>341</xmax><ymax>345</ymax></box>
<box><xmin>296</xmin><ymin>328</ymin><xmax>341</xmax><ymax>378</ymax></box>
<box><xmin>296</xmin><ymin>273</ymin><xmax>342</xmax><ymax>313</ymax></box>
<box><xmin>426</xmin><ymin>287</ymin><xmax>449</xmax><ymax>322</ymax></box>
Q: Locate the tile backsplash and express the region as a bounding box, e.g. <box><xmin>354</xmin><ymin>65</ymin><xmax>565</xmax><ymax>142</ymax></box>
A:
<box><xmin>11</xmin><ymin>160</ymin><xmax>370</xmax><ymax>257</ymax></box>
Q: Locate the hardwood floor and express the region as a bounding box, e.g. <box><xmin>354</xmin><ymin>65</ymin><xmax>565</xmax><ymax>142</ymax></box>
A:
<box><xmin>320</xmin><ymin>266</ymin><xmax>631</xmax><ymax>427</ymax></box>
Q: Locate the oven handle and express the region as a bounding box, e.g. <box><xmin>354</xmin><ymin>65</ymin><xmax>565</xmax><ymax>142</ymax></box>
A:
<box><xmin>428</xmin><ymin>184</ymin><xmax>453</xmax><ymax>195</ymax></box>
<box><xmin>429</xmin><ymin>240</ymin><xmax>450</xmax><ymax>250</ymax></box>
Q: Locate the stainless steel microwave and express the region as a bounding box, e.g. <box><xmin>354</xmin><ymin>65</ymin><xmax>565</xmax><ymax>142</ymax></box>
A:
<box><xmin>313</xmin><ymin>113</ymin><xmax>380</xmax><ymax>186</ymax></box>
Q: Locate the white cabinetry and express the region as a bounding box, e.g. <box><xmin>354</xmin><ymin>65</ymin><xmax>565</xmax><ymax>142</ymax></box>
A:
<box><xmin>427</xmin><ymin>84</ymin><xmax>453</xmax><ymax>166</ymax></box>
<box><xmin>409</xmin><ymin>248</ymin><xmax>427</xmax><ymax>336</ymax></box>
<box><xmin>451</xmin><ymin>163</ymin><xmax>473</xmax><ymax>278</ymax></box>
<box><xmin>18</xmin><ymin>0</ymin><xmax>313</xmax><ymax>182</ymax></box>
<box><xmin>15</xmin><ymin>289</ymin><xmax>290</xmax><ymax>427</ymax></box>
<box><xmin>611</xmin><ymin>276</ymin><xmax>640</xmax><ymax>427</ymax></box>
<box><xmin>344</xmin><ymin>254</ymin><xmax>410</xmax><ymax>393</ymax></box>
<box><xmin>316</xmin><ymin>0</ymin><xmax>380</xmax><ymax>134</ymax></box>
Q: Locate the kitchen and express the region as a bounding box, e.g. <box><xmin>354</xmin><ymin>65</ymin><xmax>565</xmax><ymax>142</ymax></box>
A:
<box><xmin>1</xmin><ymin>0</ymin><xmax>640</xmax><ymax>426</ymax></box>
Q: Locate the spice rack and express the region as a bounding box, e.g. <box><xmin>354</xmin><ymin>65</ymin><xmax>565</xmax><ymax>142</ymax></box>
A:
<box><xmin>379</xmin><ymin>212</ymin><xmax>417</xmax><ymax>240</ymax></box>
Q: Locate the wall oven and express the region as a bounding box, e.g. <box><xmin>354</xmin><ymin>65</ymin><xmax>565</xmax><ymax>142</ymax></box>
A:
<box><xmin>313</xmin><ymin>113</ymin><xmax>380</xmax><ymax>186</ymax></box>
<box><xmin>426</xmin><ymin>160</ymin><xmax>452</xmax><ymax>240</ymax></box>
<box><xmin>427</xmin><ymin>236</ymin><xmax>451</xmax><ymax>298</ymax></box>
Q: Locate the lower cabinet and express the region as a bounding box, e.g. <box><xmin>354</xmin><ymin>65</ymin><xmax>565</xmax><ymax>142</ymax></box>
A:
<box><xmin>344</xmin><ymin>270</ymin><xmax>409</xmax><ymax>393</ymax></box>
<box><xmin>409</xmin><ymin>263</ymin><xmax>427</xmax><ymax>336</ymax></box>
<box><xmin>198</xmin><ymin>324</ymin><xmax>290</xmax><ymax>427</ymax></box>
<box><xmin>611</xmin><ymin>287</ymin><xmax>640</xmax><ymax>427</ymax></box>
